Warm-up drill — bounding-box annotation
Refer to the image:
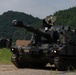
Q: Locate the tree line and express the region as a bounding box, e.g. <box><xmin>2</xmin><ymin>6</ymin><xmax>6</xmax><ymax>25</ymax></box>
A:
<box><xmin>0</xmin><ymin>7</ymin><xmax>75</xmax><ymax>43</ymax></box>
<box><xmin>54</xmin><ymin>7</ymin><xmax>76</xmax><ymax>28</ymax></box>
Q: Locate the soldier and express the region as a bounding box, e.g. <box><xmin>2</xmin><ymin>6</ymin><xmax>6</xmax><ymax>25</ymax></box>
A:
<box><xmin>42</xmin><ymin>16</ymin><xmax>59</xmax><ymax>43</ymax></box>
<box><xmin>59</xmin><ymin>31</ymin><xmax>66</xmax><ymax>44</ymax></box>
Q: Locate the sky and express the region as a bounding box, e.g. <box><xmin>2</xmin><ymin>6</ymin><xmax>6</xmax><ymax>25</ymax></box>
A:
<box><xmin>0</xmin><ymin>0</ymin><xmax>76</xmax><ymax>19</ymax></box>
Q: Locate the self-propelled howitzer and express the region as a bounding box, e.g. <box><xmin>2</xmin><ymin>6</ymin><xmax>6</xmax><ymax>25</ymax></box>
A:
<box><xmin>11</xmin><ymin>19</ymin><xmax>59</xmax><ymax>68</ymax></box>
<box><xmin>11</xmin><ymin>16</ymin><xmax>76</xmax><ymax>71</ymax></box>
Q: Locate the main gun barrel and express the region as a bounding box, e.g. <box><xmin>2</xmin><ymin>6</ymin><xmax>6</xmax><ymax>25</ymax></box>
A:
<box><xmin>12</xmin><ymin>20</ymin><xmax>36</xmax><ymax>32</ymax></box>
<box><xmin>12</xmin><ymin>20</ymin><xmax>56</xmax><ymax>42</ymax></box>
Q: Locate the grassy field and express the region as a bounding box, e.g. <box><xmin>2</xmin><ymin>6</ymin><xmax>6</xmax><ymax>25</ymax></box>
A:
<box><xmin>0</xmin><ymin>48</ymin><xmax>12</xmax><ymax>64</ymax></box>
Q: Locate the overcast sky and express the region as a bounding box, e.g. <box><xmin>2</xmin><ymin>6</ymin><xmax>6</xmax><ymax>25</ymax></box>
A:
<box><xmin>0</xmin><ymin>0</ymin><xmax>76</xmax><ymax>19</ymax></box>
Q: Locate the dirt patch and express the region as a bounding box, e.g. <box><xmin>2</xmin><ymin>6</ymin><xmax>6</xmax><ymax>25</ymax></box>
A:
<box><xmin>0</xmin><ymin>64</ymin><xmax>75</xmax><ymax>75</ymax></box>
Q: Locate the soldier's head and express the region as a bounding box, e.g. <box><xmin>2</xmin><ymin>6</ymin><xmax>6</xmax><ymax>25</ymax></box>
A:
<box><xmin>47</xmin><ymin>17</ymin><xmax>53</xmax><ymax>25</ymax></box>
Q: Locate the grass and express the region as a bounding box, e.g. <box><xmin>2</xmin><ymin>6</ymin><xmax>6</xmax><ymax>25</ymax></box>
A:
<box><xmin>0</xmin><ymin>48</ymin><xmax>12</xmax><ymax>64</ymax></box>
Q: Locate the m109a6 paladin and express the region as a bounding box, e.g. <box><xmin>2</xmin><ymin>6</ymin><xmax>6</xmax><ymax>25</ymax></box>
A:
<box><xmin>11</xmin><ymin>15</ymin><xmax>76</xmax><ymax>71</ymax></box>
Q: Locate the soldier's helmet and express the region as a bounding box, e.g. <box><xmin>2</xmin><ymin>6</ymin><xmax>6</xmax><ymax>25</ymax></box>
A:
<box><xmin>45</xmin><ymin>15</ymin><xmax>57</xmax><ymax>26</ymax></box>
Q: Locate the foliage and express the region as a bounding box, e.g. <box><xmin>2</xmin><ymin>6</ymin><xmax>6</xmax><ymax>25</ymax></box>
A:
<box><xmin>0</xmin><ymin>10</ymin><xmax>42</xmax><ymax>42</ymax></box>
<box><xmin>54</xmin><ymin>7</ymin><xmax>76</xmax><ymax>28</ymax></box>
<box><xmin>0</xmin><ymin>48</ymin><xmax>12</xmax><ymax>64</ymax></box>
<box><xmin>0</xmin><ymin>7</ymin><xmax>76</xmax><ymax>43</ymax></box>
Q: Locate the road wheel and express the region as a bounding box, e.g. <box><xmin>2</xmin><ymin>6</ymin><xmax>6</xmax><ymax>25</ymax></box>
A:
<box><xmin>54</xmin><ymin>57</ymin><xmax>68</xmax><ymax>71</ymax></box>
<box><xmin>11</xmin><ymin>54</ymin><xmax>25</xmax><ymax>68</ymax></box>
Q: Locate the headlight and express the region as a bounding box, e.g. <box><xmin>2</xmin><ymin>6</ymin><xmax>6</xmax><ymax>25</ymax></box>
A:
<box><xmin>11</xmin><ymin>48</ymin><xmax>14</xmax><ymax>51</ymax></box>
<box><xmin>51</xmin><ymin>50</ymin><xmax>57</xmax><ymax>53</ymax></box>
<box><xmin>54</xmin><ymin>50</ymin><xmax>57</xmax><ymax>53</ymax></box>
<box><xmin>11</xmin><ymin>48</ymin><xmax>15</xmax><ymax>52</ymax></box>
<box><xmin>11</xmin><ymin>48</ymin><xmax>17</xmax><ymax>53</ymax></box>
